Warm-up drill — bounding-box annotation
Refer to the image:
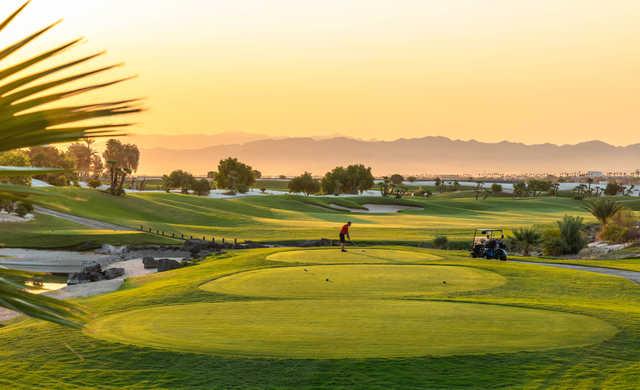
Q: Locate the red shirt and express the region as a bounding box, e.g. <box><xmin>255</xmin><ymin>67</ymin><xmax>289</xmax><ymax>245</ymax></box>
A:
<box><xmin>340</xmin><ymin>224</ymin><xmax>350</xmax><ymax>234</ymax></box>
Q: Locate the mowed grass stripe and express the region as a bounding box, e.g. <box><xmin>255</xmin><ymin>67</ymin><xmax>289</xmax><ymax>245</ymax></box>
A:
<box><xmin>84</xmin><ymin>300</ymin><xmax>617</xmax><ymax>359</ymax></box>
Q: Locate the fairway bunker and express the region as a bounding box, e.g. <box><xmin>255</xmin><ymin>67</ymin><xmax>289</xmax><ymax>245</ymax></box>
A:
<box><xmin>200</xmin><ymin>264</ymin><xmax>505</xmax><ymax>298</ymax></box>
<box><xmin>85</xmin><ymin>300</ymin><xmax>617</xmax><ymax>359</ymax></box>
<box><xmin>267</xmin><ymin>248</ymin><xmax>442</xmax><ymax>264</ymax></box>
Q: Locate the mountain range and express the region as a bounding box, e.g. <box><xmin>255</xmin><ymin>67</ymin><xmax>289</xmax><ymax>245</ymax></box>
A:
<box><xmin>135</xmin><ymin>134</ymin><xmax>640</xmax><ymax>176</ymax></box>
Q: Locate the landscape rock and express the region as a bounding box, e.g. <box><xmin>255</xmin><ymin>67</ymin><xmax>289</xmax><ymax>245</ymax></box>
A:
<box><xmin>103</xmin><ymin>267</ymin><xmax>125</xmax><ymax>279</ymax></box>
<box><xmin>157</xmin><ymin>258</ymin><xmax>183</xmax><ymax>272</ymax></box>
<box><xmin>142</xmin><ymin>256</ymin><xmax>159</xmax><ymax>269</ymax></box>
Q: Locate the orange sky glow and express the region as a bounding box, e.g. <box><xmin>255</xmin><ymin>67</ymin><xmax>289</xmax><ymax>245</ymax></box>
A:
<box><xmin>3</xmin><ymin>0</ymin><xmax>640</xmax><ymax>145</ymax></box>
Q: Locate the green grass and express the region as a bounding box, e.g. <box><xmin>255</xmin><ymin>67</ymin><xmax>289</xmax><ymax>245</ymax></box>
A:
<box><xmin>0</xmin><ymin>213</ymin><xmax>173</xmax><ymax>249</ymax></box>
<box><xmin>520</xmin><ymin>256</ymin><xmax>640</xmax><ymax>272</ymax></box>
<box><xmin>200</xmin><ymin>264</ymin><xmax>505</xmax><ymax>298</ymax></box>
<box><xmin>27</xmin><ymin>187</ymin><xmax>599</xmax><ymax>246</ymax></box>
<box><xmin>85</xmin><ymin>299</ymin><xmax>614</xmax><ymax>359</ymax></box>
<box><xmin>1</xmin><ymin>247</ymin><xmax>640</xmax><ymax>388</ymax></box>
<box><xmin>266</xmin><ymin>248</ymin><xmax>442</xmax><ymax>263</ymax></box>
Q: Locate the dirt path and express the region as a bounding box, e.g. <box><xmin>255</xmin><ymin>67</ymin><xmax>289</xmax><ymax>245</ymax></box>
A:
<box><xmin>34</xmin><ymin>206</ymin><xmax>133</xmax><ymax>231</ymax></box>
<box><xmin>516</xmin><ymin>261</ymin><xmax>640</xmax><ymax>284</ymax></box>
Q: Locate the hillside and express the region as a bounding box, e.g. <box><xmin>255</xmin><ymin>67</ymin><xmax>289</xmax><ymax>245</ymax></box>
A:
<box><xmin>137</xmin><ymin>137</ymin><xmax>640</xmax><ymax>176</ymax></box>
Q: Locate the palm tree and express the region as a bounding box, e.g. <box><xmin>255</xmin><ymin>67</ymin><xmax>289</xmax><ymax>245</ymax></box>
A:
<box><xmin>0</xmin><ymin>1</ymin><xmax>139</xmax><ymax>327</ymax></box>
<box><xmin>584</xmin><ymin>198</ymin><xmax>623</xmax><ymax>229</ymax></box>
<box><xmin>512</xmin><ymin>226</ymin><xmax>542</xmax><ymax>256</ymax></box>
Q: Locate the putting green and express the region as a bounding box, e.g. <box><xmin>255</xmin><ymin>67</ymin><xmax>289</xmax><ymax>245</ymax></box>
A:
<box><xmin>267</xmin><ymin>248</ymin><xmax>442</xmax><ymax>264</ymax></box>
<box><xmin>85</xmin><ymin>300</ymin><xmax>617</xmax><ymax>358</ymax></box>
<box><xmin>201</xmin><ymin>265</ymin><xmax>505</xmax><ymax>298</ymax></box>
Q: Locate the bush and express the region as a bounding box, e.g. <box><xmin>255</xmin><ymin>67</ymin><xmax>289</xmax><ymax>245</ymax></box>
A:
<box><xmin>87</xmin><ymin>178</ymin><xmax>101</xmax><ymax>188</ymax></box>
<box><xmin>433</xmin><ymin>235</ymin><xmax>448</xmax><ymax>249</ymax></box>
<box><xmin>542</xmin><ymin>216</ymin><xmax>586</xmax><ymax>255</ymax></box>
<box><xmin>601</xmin><ymin>209</ymin><xmax>640</xmax><ymax>243</ymax></box>
<box><xmin>491</xmin><ymin>183</ymin><xmax>503</xmax><ymax>193</ymax></box>
<box><xmin>511</xmin><ymin>226</ymin><xmax>541</xmax><ymax>256</ymax></box>
<box><xmin>541</xmin><ymin>228</ymin><xmax>566</xmax><ymax>256</ymax></box>
<box><xmin>14</xmin><ymin>202</ymin><xmax>33</xmax><ymax>217</ymax></box>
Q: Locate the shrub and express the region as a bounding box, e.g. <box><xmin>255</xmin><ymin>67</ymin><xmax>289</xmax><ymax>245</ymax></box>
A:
<box><xmin>557</xmin><ymin>215</ymin><xmax>586</xmax><ymax>254</ymax></box>
<box><xmin>541</xmin><ymin>216</ymin><xmax>586</xmax><ymax>256</ymax></box>
<box><xmin>601</xmin><ymin>209</ymin><xmax>640</xmax><ymax>243</ymax></box>
<box><xmin>511</xmin><ymin>226</ymin><xmax>541</xmax><ymax>256</ymax></box>
<box><xmin>87</xmin><ymin>178</ymin><xmax>101</xmax><ymax>188</ymax></box>
<box><xmin>14</xmin><ymin>202</ymin><xmax>33</xmax><ymax>217</ymax></box>
<box><xmin>491</xmin><ymin>183</ymin><xmax>503</xmax><ymax>193</ymax></box>
<box><xmin>433</xmin><ymin>235</ymin><xmax>449</xmax><ymax>249</ymax></box>
<box><xmin>541</xmin><ymin>228</ymin><xmax>566</xmax><ymax>256</ymax></box>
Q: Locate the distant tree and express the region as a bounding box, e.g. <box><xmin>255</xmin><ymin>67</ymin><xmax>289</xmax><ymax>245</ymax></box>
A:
<box><xmin>164</xmin><ymin>170</ymin><xmax>195</xmax><ymax>193</ymax></box>
<box><xmin>491</xmin><ymin>183</ymin><xmax>503</xmax><ymax>194</ymax></box>
<box><xmin>191</xmin><ymin>178</ymin><xmax>211</xmax><ymax>196</ymax></box>
<box><xmin>0</xmin><ymin>150</ymin><xmax>30</xmax><ymax>185</ymax></box>
<box><xmin>390</xmin><ymin>174</ymin><xmax>404</xmax><ymax>185</ymax></box>
<box><xmin>252</xmin><ymin>170</ymin><xmax>262</xmax><ymax>180</ymax></box>
<box><xmin>527</xmin><ymin>179</ymin><xmax>551</xmax><ymax>197</ymax></box>
<box><xmin>207</xmin><ymin>171</ymin><xmax>217</xmax><ymax>179</ymax></box>
<box><xmin>29</xmin><ymin>146</ymin><xmax>76</xmax><ymax>186</ymax></box>
<box><xmin>216</xmin><ymin>157</ymin><xmax>257</xmax><ymax>194</ymax></box>
<box><xmin>550</xmin><ymin>182</ymin><xmax>560</xmax><ymax>196</ymax></box>
<box><xmin>407</xmin><ymin>176</ymin><xmax>417</xmax><ymax>183</ymax></box>
<box><xmin>572</xmin><ymin>184</ymin><xmax>588</xmax><ymax>200</ymax></box>
<box><xmin>91</xmin><ymin>153</ymin><xmax>104</xmax><ymax>179</ymax></box>
<box><xmin>321</xmin><ymin>164</ymin><xmax>374</xmax><ymax>194</ymax></box>
<box><xmin>103</xmin><ymin>139</ymin><xmax>140</xmax><ymax>196</ymax></box>
<box><xmin>513</xmin><ymin>181</ymin><xmax>528</xmax><ymax>197</ymax></box>
<box><xmin>379</xmin><ymin>176</ymin><xmax>391</xmax><ymax>197</ymax></box>
<box><xmin>434</xmin><ymin>177</ymin><xmax>442</xmax><ymax>192</ymax></box>
<box><xmin>452</xmin><ymin>180</ymin><xmax>461</xmax><ymax>191</ymax></box>
<box><xmin>278</xmin><ymin>174</ymin><xmax>287</xmax><ymax>179</ymax></box>
<box><xmin>288</xmin><ymin>172</ymin><xmax>320</xmax><ymax>196</ymax></box>
<box><xmin>604</xmin><ymin>182</ymin><xmax>623</xmax><ymax>196</ymax></box>
<box><xmin>67</xmin><ymin>142</ymin><xmax>93</xmax><ymax>179</ymax></box>
<box><xmin>512</xmin><ymin>226</ymin><xmax>541</xmax><ymax>256</ymax></box>
<box><xmin>474</xmin><ymin>182</ymin><xmax>487</xmax><ymax>200</ymax></box>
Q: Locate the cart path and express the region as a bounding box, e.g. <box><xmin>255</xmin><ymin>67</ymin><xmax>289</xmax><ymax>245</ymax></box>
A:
<box><xmin>516</xmin><ymin>261</ymin><xmax>640</xmax><ymax>284</ymax></box>
<box><xmin>34</xmin><ymin>206</ymin><xmax>134</xmax><ymax>231</ymax></box>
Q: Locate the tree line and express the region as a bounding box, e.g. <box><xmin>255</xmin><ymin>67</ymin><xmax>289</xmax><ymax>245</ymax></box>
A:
<box><xmin>0</xmin><ymin>138</ymin><xmax>139</xmax><ymax>196</ymax></box>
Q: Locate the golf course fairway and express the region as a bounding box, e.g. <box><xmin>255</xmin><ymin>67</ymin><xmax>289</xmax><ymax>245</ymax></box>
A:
<box><xmin>85</xmin><ymin>300</ymin><xmax>616</xmax><ymax>359</ymax></box>
<box><xmin>267</xmin><ymin>248</ymin><xmax>442</xmax><ymax>264</ymax></box>
<box><xmin>201</xmin><ymin>264</ymin><xmax>505</xmax><ymax>298</ymax></box>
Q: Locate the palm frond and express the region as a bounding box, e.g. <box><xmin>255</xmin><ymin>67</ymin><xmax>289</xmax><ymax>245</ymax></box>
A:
<box><xmin>0</xmin><ymin>1</ymin><xmax>140</xmax><ymax>328</ymax></box>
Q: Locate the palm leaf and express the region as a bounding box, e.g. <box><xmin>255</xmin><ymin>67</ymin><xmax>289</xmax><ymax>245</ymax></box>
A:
<box><xmin>0</xmin><ymin>1</ymin><xmax>139</xmax><ymax>327</ymax></box>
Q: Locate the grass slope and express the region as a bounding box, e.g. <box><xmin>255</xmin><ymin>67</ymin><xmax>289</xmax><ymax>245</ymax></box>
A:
<box><xmin>28</xmin><ymin>187</ymin><xmax>598</xmax><ymax>246</ymax></box>
<box><xmin>0</xmin><ymin>213</ymin><xmax>173</xmax><ymax>248</ymax></box>
<box><xmin>0</xmin><ymin>247</ymin><xmax>639</xmax><ymax>388</ymax></box>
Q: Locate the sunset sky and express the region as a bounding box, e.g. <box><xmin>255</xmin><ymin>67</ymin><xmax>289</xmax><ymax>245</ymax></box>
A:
<box><xmin>3</xmin><ymin>0</ymin><xmax>640</xmax><ymax>145</ymax></box>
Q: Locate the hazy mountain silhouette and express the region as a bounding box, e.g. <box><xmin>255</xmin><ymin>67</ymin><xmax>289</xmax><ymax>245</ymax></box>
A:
<box><xmin>137</xmin><ymin>136</ymin><xmax>640</xmax><ymax>176</ymax></box>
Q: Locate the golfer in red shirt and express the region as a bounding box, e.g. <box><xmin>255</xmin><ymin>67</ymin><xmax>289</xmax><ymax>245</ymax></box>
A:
<box><xmin>339</xmin><ymin>221</ymin><xmax>352</xmax><ymax>252</ymax></box>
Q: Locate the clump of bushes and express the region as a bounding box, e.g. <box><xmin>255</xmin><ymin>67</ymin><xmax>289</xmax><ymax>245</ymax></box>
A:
<box><xmin>87</xmin><ymin>178</ymin><xmax>101</xmax><ymax>189</ymax></box>
<box><xmin>542</xmin><ymin>215</ymin><xmax>586</xmax><ymax>256</ymax></box>
<box><xmin>433</xmin><ymin>235</ymin><xmax>449</xmax><ymax>249</ymax></box>
<box><xmin>600</xmin><ymin>209</ymin><xmax>640</xmax><ymax>243</ymax></box>
<box><xmin>14</xmin><ymin>202</ymin><xmax>34</xmax><ymax>217</ymax></box>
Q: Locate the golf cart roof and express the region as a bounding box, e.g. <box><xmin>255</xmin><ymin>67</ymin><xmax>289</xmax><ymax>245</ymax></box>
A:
<box><xmin>474</xmin><ymin>228</ymin><xmax>503</xmax><ymax>233</ymax></box>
